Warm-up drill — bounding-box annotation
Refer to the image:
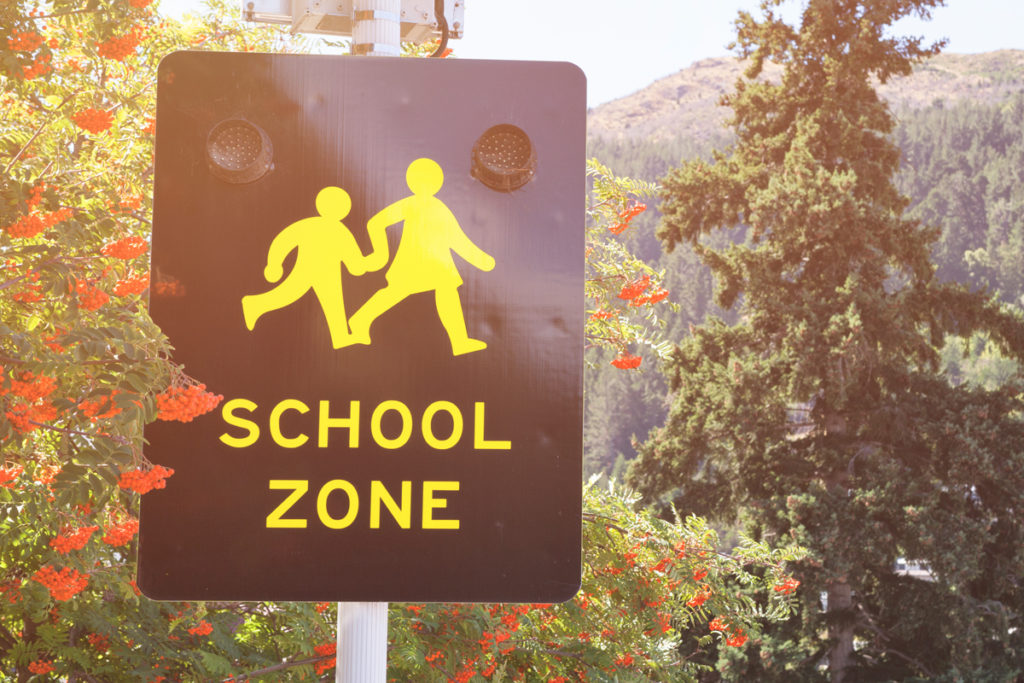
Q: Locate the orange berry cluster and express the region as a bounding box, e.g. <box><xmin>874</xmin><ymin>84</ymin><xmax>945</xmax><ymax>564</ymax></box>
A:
<box><xmin>86</xmin><ymin>632</ymin><xmax>110</xmax><ymax>653</ymax></box>
<box><xmin>166</xmin><ymin>604</ymin><xmax>191</xmax><ymax>623</ymax></box>
<box><xmin>27</xmin><ymin>183</ymin><xmax>46</xmax><ymax>208</ymax></box>
<box><xmin>613</xmin><ymin>653</ymin><xmax>635</xmax><ymax>668</ymax></box>
<box><xmin>101</xmin><ymin>517</ymin><xmax>139</xmax><ymax>546</ymax></box>
<box><xmin>21</xmin><ymin>52</ymin><xmax>52</xmax><ymax>79</ymax></box>
<box><xmin>477</xmin><ymin>624</ymin><xmax>514</xmax><ymax>652</ymax></box>
<box><xmin>685</xmin><ymin>583</ymin><xmax>712</xmax><ymax>608</ymax></box>
<box><xmin>32</xmin><ymin>565</ymin><xmax>89</xmax><ymax>601</ymax></box>
<box><xmin>78</xmin><ymin>391</ymin><xmax>122</xmax><ymax>422</ymax></box>
<box><xmin>7</xmin><ymin>372</ymin><xmax>56</xmax><ymax>401</ymax></box>
<box><xmin>0</xmin><ymin>580</ymin><xmax>21</xmax><ymax>605</ymax></box>
<box><xmin>3</xmin><ymin>207</ymin><xmax>73</xmax><ymax>238</ymax></box>
<box><xmin>314</xmin><ymin>642</ymin><xmax>336</xmax><ymax>675</ymax></box>
<box><xmin>611</xmin><ymin>353</ymin><xmax>642</xmax><ymax>370</ymax></box>
<box><xmin>130</xmin><ymin>0</ymin><xmax>155</xmax><ymax>7</ymax></box>
<box><xmin>636</xmin><ymin>287</ymin><xmax>669</xmax><ymax>305</ymax></box>
<box><xmin>0</xmin><ymin>465</ymin><xmax>23</xmax><ymax>489</ymax></box>
<box><xmin>70</xmin><ymin>108</ymin><xmax>114</xmax><ymax>134</ymax></box>
<box><xmin>773</xmin><ymin>576</ymin><xmax>800</xmax><ymax>594</ymax></box>
<box><xmin>609</xmin><ymin>201</ymin><xmax>647</xmax><ymax>235</ymax></box>
<box><xmin>50</xmin><ymin>525</ymin><xmax>99</xmax><ymax>554</ymax></box>
<box><xmin>708</xmin><ymin>616</ymin><xmax>748</xmax><ymax>647</ymax></box>
<box><xmin>187</xmin><ymin>620</ymin><xmax>213</xmax><ymax>636</ymax></box>
<box><xmin>118</xmin><ymin>465</ymin><xmax>174</xmax><ymax>494</ymax></box>
<box><xmin>106</xmin><ymin>194</ymin><xmax>143</xmax><ymax>215</ymax></box>
<box><xmin>588</xmin><ymin>308</ymin><xmax>615</xmax><ymax>321</ymax></box>
<box><xmin>101</xmin><ymin>235</ymin><xmax>148</xmax><ymax>259</ymax></box>
<box><xmin>450</xmin><ymin>660</ymin><xmax>478</xmax><ymax>683</ymax></box>
<box><xmin>156</xmin><ymin>384</ymin><xmax>223</xmax><ymax>422</ymax></box>
<box><xmin>43</xmin><ymin>329</ymin><xmax>69</xmax><ymax>352</ymax></box>
<box><xmin>650</xmin><ymin>555</ymin><xmax>672</xmax><ymax>573</ymax></box>
<box><xmin>12</xmin><ymin>271</ymin><xmax>42</xmax><ymax>303</ymax></box>
<box><xmin>617</xmin><ymin>273</ymin><xmax>669</xmax><ymax>307</ymax></box>
<box><xmin>97</xmin><ymin>28</ymin><xmax>141</xmax><ymax>61</ymax></box>
<box><xmin>618</xmin><ymin>274</ymin><xmax>651</xmax><ymax>301</ymax></box>
<box><xmin>72</xmin><ymin>278</ymin><xmax>109</xmax><ymax>311</ymax></box>
<box><xmin>7</xmin><ymin>30</ymin><xmax>43</xmax><ymax>51</ymax></box>
<box><xmin>28</xmin><ymin>660</ymin><xmax>55</xmax><ymax>675</ymax></box>
<box><xmin>113</xmin><ymin>271</ymin><xmax>150</xmax><ymax>296</ymax></box>
<box><xmin>5</xmin><ymin>400</ymin><xmax>59</xmax><ymax>433</ymax></box>
<box><xmin>118</xmin><ymin>194</ymin><xmax>143</xmax><ymax>212</ymax></box>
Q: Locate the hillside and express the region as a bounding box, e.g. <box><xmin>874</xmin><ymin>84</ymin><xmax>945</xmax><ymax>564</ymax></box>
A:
<box><xmin>588</xmin><ymin>50</ymin><xmax>1024</xmax><ymax>143</ymax></box>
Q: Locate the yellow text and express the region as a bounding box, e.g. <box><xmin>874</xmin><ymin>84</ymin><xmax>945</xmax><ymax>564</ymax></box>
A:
<box><xmin>220</xmin><ymin>399</ymin><xmax>510</xmax><ymax>451</ymax></box>
<box><xmin>266</xmin><ymin>479</ymin><xmax>461</xmax><ymax>530</ymax></box>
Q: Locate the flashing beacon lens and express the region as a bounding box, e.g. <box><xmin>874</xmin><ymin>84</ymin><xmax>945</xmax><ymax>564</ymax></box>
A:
<box><xmin>206</xmin><ymin>118</ymin><xmax>273</xmax><ymax>184</ymax></box>
<box><xmin>471</xmin><ymin>123</ymin><xmax>536</xmax><ymax>192</ymax></box>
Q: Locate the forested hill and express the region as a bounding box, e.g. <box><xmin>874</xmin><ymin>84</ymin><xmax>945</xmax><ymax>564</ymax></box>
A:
<box><xmin>588</xmin><ymin>50</ymin><xmax>1024</xmax><ymax>143</ymax></box>
<box><xmin>582</xmin><ymin>50</ymin><xmax>1024</xmax><ymax>477</ymax></box>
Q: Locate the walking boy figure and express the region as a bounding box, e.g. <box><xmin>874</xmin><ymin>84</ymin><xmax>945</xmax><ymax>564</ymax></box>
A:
<box><xmin>241</xmin><ymin>186</ymin><xmax>367</xmax><ymax>348</ymax></box>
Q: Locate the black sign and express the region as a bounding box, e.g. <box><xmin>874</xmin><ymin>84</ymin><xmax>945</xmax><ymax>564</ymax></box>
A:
<box><xmin>139</xmin><ymin>51</ymin><xmax>585</xmax><ymax>602</ymax></box>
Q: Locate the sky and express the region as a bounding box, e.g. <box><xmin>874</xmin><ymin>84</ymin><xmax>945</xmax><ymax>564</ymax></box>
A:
<box><xmin>161</xmin><ymin>0</ymin><xmax>1024</xmax><ymax>107</ymax></box>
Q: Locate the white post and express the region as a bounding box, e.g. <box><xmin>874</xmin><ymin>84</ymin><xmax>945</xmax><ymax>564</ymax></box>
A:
<box><xmin>336</xmin><ymin>5</ymin><xmax>399</xmax><ymax>681</ymax></box>
<box><xmin>336</xmin><ymin>602</ymin><xmax>388</xmax><ymax>683</ymax></box>
<box><xmin>352</xmin><ymin>0</ymin><xmax>402</xmax><ymax>56</ymax></box>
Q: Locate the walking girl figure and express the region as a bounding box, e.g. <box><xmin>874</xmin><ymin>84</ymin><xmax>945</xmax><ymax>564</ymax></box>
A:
<box><xmin>349</xmin><ymin>157</ymin><xmax>495</xmax><ymax>355</ymax></box>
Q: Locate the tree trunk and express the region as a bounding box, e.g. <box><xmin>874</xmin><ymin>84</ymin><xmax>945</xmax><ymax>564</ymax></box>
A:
<box><xmin>828</xmin><ymin>580</ymin><xmax>854</xmax><ymax>683</ymax></box>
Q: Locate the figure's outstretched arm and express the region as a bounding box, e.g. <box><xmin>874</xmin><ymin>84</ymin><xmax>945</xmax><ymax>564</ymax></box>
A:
<box><xmin>363</xmin><ymin>200</ymin><xmax>406</xmax><ymax>271</ymax></box>
<box><xmin>263</xmin><ymin>225</ymin><xmax>302</xmax><ymax>282</ymax></box>
<box><xmin>448</xmin><ymin>213</ymin><xmax>495</xmax><ymax>272</ymax></box>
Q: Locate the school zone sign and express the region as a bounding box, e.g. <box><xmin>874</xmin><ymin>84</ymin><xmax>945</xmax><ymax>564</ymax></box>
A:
<box><xmin>138</xmin><ymin>52</ymin><xmax>586</xmax><ymax>602</ymax></box>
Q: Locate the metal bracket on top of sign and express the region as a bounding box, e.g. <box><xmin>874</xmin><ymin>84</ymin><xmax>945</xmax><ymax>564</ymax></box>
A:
<box><xmin>243</xmin><ymin>0</ymin><xmax>465</xmax><ymax>43</ymax></box>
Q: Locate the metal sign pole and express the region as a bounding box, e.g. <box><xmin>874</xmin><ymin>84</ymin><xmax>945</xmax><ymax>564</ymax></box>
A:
<box><xmin>352</xmin><ymin>0</ymin><xmax>402</xmax><ymax>57</ymax></box>
<box><xmin>338</xmin><ymin>7</ymin><xmax>398</xmax><ymax>682</ymax></box>
<box><xmin>336</xmin><ymin>602</ymin><xmax>389</xmax><ymax>682</ymax></box>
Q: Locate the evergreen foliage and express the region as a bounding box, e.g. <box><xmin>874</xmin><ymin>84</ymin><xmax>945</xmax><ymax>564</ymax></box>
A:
<box><xmin>625</xmin><ymin>0</ymin><xmax>1024</xmax><ymax>679</ymax></box>
<box><xmin>896</xmin><ymin>93</ymin><xmax>1024</xmax><ymax>300</ymax></box>
<box><xmin>585</xmin><ymin>55</ymin><xmax>1024</xmax><ymax>479</ymax></box>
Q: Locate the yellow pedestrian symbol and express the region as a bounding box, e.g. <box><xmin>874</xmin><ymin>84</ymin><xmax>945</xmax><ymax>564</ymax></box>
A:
<box><xmin>242</xmin><ymin>158</ymin><xmax>495</xmax><ymax>356</ymax></box>
<box><xmin>241</xmin><ymin>186</ymin><xmax>367</xmax><ymax>349</ymax></box>
<box><xmin>349</xmin><ymin>158</ymin><xmax>495</xmax><ymax>355</ymax></box>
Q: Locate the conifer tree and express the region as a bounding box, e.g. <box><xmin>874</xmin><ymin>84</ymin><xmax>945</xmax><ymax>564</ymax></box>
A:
<box><xmin>629</xmin><ymin>0</ymin><xmax>1024</xmax><ymax>679</ymax></box>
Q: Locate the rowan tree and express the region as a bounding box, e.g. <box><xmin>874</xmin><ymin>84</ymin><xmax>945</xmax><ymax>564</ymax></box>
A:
<box><xmin>629</xmin><ymin>0</ymin><xmax>1024</xmax><ymax>680</ymax></box>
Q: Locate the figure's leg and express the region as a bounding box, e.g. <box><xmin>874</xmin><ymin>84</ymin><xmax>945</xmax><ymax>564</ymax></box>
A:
<box><xmin>242</xmin><ymin>276</ymin><xmax>311</xmax><ymax>330</ymax></box>
<box><xmin>311</xmin><ymin>278</ymin><xmax>354</xmax><ymax>349</ymax></box>
<box><xmin>435</xmin><ymin>287</ymin><xmax>487</xmax><ymax>356</ymax></box>
<box><xmin>347</xmin><ymin>285</ymin><xmax>408</xmax><ymax>345</ymax></box>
